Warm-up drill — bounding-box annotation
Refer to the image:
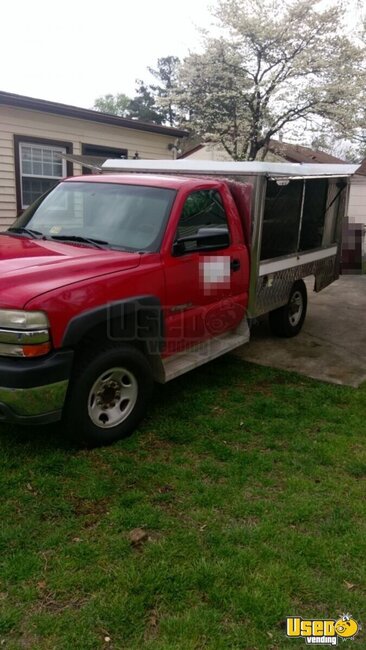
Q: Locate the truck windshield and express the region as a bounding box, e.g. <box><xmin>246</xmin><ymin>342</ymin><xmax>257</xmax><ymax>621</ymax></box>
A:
<box><xmin>13</xmin><ymin>181</ymin><xmax>176</xmax><ymax>252</ymax></box>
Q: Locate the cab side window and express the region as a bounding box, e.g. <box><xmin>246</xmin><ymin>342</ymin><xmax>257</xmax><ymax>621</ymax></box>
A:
<box><xmin>176</xmin><ymin>189</ymin><xmax>229</xmax><ymax>251</ymax></box>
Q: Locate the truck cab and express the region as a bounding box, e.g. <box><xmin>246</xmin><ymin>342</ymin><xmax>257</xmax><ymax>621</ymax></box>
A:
<box><xmin>0</xmin><ymin>173</ymin><xmax>251</xmax><ymax>444</ymax></box>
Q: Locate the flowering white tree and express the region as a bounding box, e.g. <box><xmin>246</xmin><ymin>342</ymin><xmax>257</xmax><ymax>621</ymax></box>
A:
<box><xmin>177</xmin><ymin>0</ymin><xmax>365</xmax><ymax>160</ymax></box>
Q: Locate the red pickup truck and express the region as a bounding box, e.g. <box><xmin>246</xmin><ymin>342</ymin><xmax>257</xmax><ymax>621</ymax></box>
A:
<box><xmin>0</xmin><ymin>173</ymin><xmax>252</xmax><ymax>444</ymax></box>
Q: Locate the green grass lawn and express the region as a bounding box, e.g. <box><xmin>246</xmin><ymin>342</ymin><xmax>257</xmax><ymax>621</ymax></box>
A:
<box><xmin>0</xmin><ymin>356</ymin><xmax>365</xmax><ymax>649</ymax></box>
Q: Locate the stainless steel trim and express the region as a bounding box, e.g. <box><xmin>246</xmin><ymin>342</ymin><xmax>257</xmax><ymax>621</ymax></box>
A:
<box><xmin>247</xmin><ymin>175</ymin><xmax>267</xmax><ymax>317</ymax></box>
<box><xmin>296</xmin><ymin>180</ymin><xmax>306</xmax><ymax>252</ymax></box>
<box><xmin>0</xmin><ymin>380</ymin><xmax>69</xmax><ymax>416</ymax></box>
<box><xmin>259</xmin><ymin>246</ymin><xmax>338</xmax><ymax>275</ymax></box>
<box><xmin>268</xmin><ymin>174</ymin><xmax>355</xmax><ymax>180</ymax></box>
<box><xmin>0</xmin><ymin>328</ymin><xmax>49</xmax><ymax>345</ymax></box>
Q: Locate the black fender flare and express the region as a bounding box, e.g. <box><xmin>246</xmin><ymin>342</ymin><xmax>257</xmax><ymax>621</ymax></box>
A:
<box><xmin>61</xmin><ymin>295</ymin><xmax>164</xmax><ymax>354</ymax></box>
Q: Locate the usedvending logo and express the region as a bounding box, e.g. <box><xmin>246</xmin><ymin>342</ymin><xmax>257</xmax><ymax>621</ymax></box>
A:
<box><xmin>286</xmin><ymin>614</ymin><xmax>360</xmax><ymax>645</ymax></box>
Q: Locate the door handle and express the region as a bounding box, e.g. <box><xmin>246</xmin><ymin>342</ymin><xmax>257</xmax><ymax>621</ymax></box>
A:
<box><xmin>230</xmin><ymin>259</ymin><xmax>240</xmax><ymax>272</ymax></box>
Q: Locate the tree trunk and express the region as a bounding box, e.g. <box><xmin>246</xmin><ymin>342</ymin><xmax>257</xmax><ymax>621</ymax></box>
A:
<box><xmin>248</xmin><ymin>140</ymin><xmax>259</xmax><ymax>161</ymax></box>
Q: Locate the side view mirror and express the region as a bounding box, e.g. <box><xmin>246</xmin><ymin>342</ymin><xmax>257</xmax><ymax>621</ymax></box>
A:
<box><xmin>173</xmin><ymin>227</ymin><xmax>230</xmax><ymax>256</ymax></box>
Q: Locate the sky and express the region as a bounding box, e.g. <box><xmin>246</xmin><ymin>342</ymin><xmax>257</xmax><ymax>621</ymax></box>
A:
<box><xmin>1</xmin><ymin>0</ymin><xmax>363</xmax><ymax>112</ymax></box>
<box><xmin>1</xmin><ymin>0</ymin><xmax>213</xmax><ymax>109</ymax></box>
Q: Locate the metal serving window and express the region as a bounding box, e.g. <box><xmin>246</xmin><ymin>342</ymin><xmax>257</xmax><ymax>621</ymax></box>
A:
<box><xmin>299</xmin><ymin>179</ymin><xmax>328</xmax><ymax>251</ymax></box>
<box><xmin>260</xmin><ymin>178</ymin><xmax>333</xmax><ymax>261</ymax></box>
<box><xmin>260</xmin><ymin>180</ymin><xmax>303</xmax><ymax>260</ymax></box>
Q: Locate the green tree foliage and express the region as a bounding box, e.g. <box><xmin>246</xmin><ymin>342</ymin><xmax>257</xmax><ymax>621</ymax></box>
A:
<box><xmin>343</xmin><ymin>14</ymin><xmax>366</xmax><ymax>160</ymax></box>
<box><xmin>148</xmin><ymin>56</ymin><xmax>181</xmax><ymax>126</ymax></box>
<box><xmin>176</xmin><ymin>0</ymin><xmax>365</xmax><ymax>160</ymax></box>
<box><xmin>93</xmin><ymin>57</ymin><xmax>181</xmax><ymax>126</ymax></box>
<box><xmin>93</xmin><ymin>93</ymin><xmax>131</xmax><ymax>117</ymax></box>
<box><xmin>127</xmin><ymin>82</ymin><xmax>165</xmax><ymax>124</ymax></box>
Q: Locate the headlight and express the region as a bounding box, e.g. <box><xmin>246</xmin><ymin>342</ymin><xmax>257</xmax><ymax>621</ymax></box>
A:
<box><xmin>0</xmin><ymin>310</ymin><xmax>49</xmax><ymax>330</ymax></box>
<box><xmin>0</xmin><ymin>310</ymin><xmax>51</xmax><ymax>357</ymax></box>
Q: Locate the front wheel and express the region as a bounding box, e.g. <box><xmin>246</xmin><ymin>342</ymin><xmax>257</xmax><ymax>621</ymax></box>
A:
<box><xmin>64</xmin><ymin>343</ymin><xmax>153</xmax><ymax>446</ymax></box>
<box><xmin>268</xmin><ymin>280</ymin><xmax>307</xmax><ymax>338</ymax></box>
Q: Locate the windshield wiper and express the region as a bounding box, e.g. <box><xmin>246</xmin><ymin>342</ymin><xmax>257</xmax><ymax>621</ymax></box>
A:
<box><xmin>7</xmin><ymin>226</ymin><xmax>44</xmax><ymax>239</ymax></box>
<box><xmin>48</xmin><ymin>235</ymin><xmax>110</xmax><ymax>249</ymax></box>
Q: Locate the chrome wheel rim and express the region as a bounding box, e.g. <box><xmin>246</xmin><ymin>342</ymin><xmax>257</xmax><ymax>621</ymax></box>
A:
<box><xmin>88</xmin><ymin>367</ymin><xmax>138</xmax><ymax>429</ymax></box>
<box><xmin>289</xmin><ymin>290</ymin><xmax>303</xmax><ymax>327</ymax></box>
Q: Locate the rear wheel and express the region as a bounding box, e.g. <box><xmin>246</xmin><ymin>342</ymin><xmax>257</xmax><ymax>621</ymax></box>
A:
<box><xmin>64</xmin><ymin>343</ymin><xmax>153</xmax><ymax>446</ymax></box>
<box><xmin>268</xmin><ymin>280</ymin><xmax>307</xmax><ymax>338</ymax></box>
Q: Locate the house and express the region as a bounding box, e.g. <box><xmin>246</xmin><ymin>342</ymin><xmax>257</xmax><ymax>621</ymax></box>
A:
<box><xmin>344</xmin><ymin>160</ymin><xmax>366</xmax><ymax>273</ymax></box>
<box><xmin>181</xmin><ymin>139</ymin><xmax>365</xmax><ymax>272</ymax></box>
<box><xmin>0</xmin><ymin>91</ymin><xmax>188</xmax><ymax>228</ymax></box>
<box><xmin>179</xmin><ymin>138</ymin><xmax>346</xmax><ymax>164</ymax></box>
<box><xmin>347</xmin><ymin>159</ymin><xmax>366</xmax><ymax>229</ymax></box>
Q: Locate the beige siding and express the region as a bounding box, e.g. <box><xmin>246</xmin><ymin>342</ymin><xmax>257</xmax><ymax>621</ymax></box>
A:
<box><xmin>0</xmin><ymin>120</ymin><xmax>16</xmax><ymax>224</ymax></box>
<box><xmin>348</xmin><ymin>176</ymin><xmax>366</xmax><ymax>227</ymax></box>
<box><xmin>184</xmin><ymin>144</ymin><xmax>233</xmax><ymax>161</ymax></box>
<box><xmin>0</xmin><ymin>105</ymin><xmax>178</xmax><ymax>227</ymax></box>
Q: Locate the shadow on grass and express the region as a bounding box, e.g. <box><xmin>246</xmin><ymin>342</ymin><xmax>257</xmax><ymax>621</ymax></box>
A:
<box><xmin>0</xmin><ymin>355</ymin><xmax>310</xmax><ymax>457</ymax></box>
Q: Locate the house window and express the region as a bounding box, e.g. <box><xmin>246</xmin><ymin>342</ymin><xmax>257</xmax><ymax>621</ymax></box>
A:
<box><xmin>81</xmin><ymin>143</ymin><xmax>128</xmax><ymax>174</ymax></box>
<box><xmin>19</xmin><ymin>142</ymin><xmax>67</xmax><ymax>208</ymax></box>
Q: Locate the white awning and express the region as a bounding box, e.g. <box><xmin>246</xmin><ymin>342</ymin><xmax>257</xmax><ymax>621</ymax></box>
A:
<box><xmin>101</xmin><ymin>158</ymin><xmax>360</xmax><ymax>178</ymax></box>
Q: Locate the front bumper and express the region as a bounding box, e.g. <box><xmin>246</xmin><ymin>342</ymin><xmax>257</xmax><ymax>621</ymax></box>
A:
<box><xmin>0</xmin><ymin>350</ymin><xmax>73</xmax><ymax>425</ymax></box>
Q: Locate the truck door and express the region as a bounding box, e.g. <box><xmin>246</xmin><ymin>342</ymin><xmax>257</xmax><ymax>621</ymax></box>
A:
<box><xmin>162</xmin><ymin>185</ymin><xmax>250</xmax><ymax>355</ymax></box>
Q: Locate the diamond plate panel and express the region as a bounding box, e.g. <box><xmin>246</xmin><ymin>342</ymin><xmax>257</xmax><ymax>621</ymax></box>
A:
<box><xmin>253</xmin><ymin>254</ymin><xmax>339</xmax><ymax>316</ymax></box>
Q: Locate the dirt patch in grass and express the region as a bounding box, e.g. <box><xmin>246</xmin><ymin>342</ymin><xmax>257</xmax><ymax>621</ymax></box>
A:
<box><xmin>35</xmin><ymin>589</ymin><xmax>89</xmax><ymax>614</ymax></box>
<box><xmin>143</xmin><ymin>608</ymin><xmax>160</xmax><ymax>641</ymax></box>
<box><xmin>68</xmin><ymin>496</ymin><xmax>110</xmax><ymax>529</ymax></box>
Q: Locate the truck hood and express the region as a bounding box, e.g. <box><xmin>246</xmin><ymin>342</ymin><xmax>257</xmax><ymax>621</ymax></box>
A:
<box><xmin>0</xmin><ymin>235</ymin><xmax>141</xmax><ymax>308</ymax></box>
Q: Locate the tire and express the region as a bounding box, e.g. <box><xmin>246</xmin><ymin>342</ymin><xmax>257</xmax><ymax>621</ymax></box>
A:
<box><xmin>268</xmin><ymin>280</ymin><xmax>307</xmax><ymax>338</ymax></box>
<box><xmin>64</xmin><ymin>343</ymin><xmax>153</xmax><ymax>446</ymax></box>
